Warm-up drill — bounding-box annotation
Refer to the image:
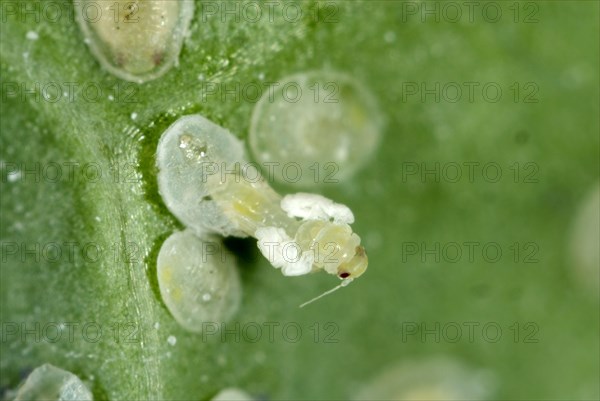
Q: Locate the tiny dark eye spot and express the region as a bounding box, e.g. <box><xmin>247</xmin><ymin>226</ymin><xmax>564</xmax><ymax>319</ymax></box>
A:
<box><xmin>340</xmin><ymin>272</ymin><xmax>350</xmax><ymax>278</ymax></box>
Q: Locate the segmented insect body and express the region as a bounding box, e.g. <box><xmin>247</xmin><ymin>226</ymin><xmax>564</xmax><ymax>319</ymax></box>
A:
<box><xmin>75</xmin><ymin>0</ymin><xmax>194</xmax><ymax>83</ymax></box>
<box><xmin>13</xmin><ymin>364</ymin><xmax>93</xmax><ymax>401</ymax></box>
<box><xmin>157</xmin><ymin>114</ymin><xmax>369</xmax><ymax>306</ymax></box>
<box><xmin>212</xmin><ymin>176</ymin><xmax>368</xmax><ymax>280</ymax></box>
<box><xmin>157</xmin><ymin>229</ymin><xmax>241</xmax><ymax>333</ymax></box>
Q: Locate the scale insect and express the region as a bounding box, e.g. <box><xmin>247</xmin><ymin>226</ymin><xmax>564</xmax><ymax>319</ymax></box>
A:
<box><xmin>156</xmin><ymin>114</ymin><xmax>368</xmax><ymax>307</ymax></box>
<box><xmin>211</xmin><ymin>388</ymin><xmax>254</xmax><ymax>401</ymax></box>
<box><xmin>156</xmin><ymin>115</ymin><xmax>247</xmax><ymax>238</ymax></box>
<box><xmin>249</xmin><ymin>70</ymin><xmax>383</xmax><ymax>187</ymax></box>
<box><xmin>354</xmin><ymin>358</ymin><xmax>496</xmax><ymax>400</ymax></box>
<box><xmin>75</xmin><ymin>0</ymin><xmax>194</xmax><ymax>83</ymax></box>
<box><xmin>12</xmin><ymin>364</ymin><xmax>93</xmax><ymax>401</ymax></box>
<box><xmin>157</xmin><ymin>229</ymin><xmax>241</xmax><ymax>333</ymax></box>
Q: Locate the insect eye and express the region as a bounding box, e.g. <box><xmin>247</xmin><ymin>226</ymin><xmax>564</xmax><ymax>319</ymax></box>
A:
<box><xmin>339</xmin><ymin>272</ymin><xmax>351</xmax><ymax>279</ymax></box>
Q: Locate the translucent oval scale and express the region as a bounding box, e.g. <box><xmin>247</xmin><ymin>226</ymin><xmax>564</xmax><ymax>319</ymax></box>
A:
<box><xmin>249</xmin><ymin>70</ymin><xmax>384</xmax><ymax>187</ymax></box>
<box><xmin>569</xmin><ymin>183</ymin><xmax>600</xmax><ymax>297</ymax></box>
<box><xmin>157</xmin><ymin>229</ymin><xmax>241</xmax><ymax>333</ymax></box>
<box><xmin>13</xmin><ymin>364</ymin><xmax>93</xmax><ymax>401</ymax></box>
<box><xmin>75</xmin><ymin>0</ymin><xmax>194</xmax><ymax>83</ymax></box>
<box><xmin>156</xmin><ymin>114</ymin><xmax>247</xmax><ymax>237</ymax></box>
<box><xmin>354</xmin><ymin>357</ymin><xmax>495</xmax><ymax>400</ymax></box>
<box><xmin>212</xmin><ymin>388</ymin><xmax>254</xmax><ymax>401</ymax></box>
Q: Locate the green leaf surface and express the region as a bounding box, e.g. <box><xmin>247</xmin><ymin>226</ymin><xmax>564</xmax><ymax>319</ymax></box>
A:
<box><xmin>1</xmin><ymin>1</ymin><xmax>599</xmax><ymax>400</ymax></box>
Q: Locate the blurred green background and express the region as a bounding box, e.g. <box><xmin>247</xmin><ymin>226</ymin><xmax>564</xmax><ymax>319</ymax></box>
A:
<box><xmin>1</xmin><ymin>1</ymin><xmax>598</xmax><ymax>400</ymax></box>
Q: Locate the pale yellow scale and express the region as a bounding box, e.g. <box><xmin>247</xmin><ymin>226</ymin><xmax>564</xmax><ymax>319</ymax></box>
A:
<box><xmin>156</xmin><ymin>229</ymin><xmax>241</xmax><ymax>332</ymax></box>
<box><xmin>75</xmin><ymin>0</ymin><xmax>194</xmax><ymax>83</ymax></box>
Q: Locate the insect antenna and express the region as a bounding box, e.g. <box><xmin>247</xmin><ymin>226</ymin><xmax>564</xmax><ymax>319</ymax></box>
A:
<box><xmin>299</xmin><ymin>278</ymin><xmax>353</xmax><ymax>308</ymax></box>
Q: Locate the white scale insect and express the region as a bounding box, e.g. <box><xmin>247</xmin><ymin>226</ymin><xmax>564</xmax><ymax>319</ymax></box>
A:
<box><xmin>157</xmin><ymin>229</ymin><xmax>241</xmax><ymax>333</ymax></box>
<box><xmin>354</xmin><ymin>357</ymin><xmax>495</xmax><ymax>400</ymax></box>
<box><xmin>75</xmin><ymin>0</ymin><xmax>194</xmax><ymax>83</ymax></box>
<box><xmin>12</xmin><ymin>364</ymin><xmax>93</xmax><ymax>401</ymax></box>
<box><xmin>249</xmin><ymin>70</ymin><xmax>383</xmax><ymax>187</ymax></box>
<box><xmin>211</xmin><ymin>388</ymin><xmax>254</xmax><ymax>401</ymax></box>
<box><xmin>156</xmin><ymin>115</ymin><xmax>369</xmax><ymax>310</ymax></box>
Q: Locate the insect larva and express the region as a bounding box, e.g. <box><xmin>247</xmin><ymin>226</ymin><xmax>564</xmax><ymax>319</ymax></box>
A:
<box><xmin>199</xmin><ymin>152</ymin><xmax>368</xmax><ymax>284</ymax></box>
<box><xmin>156</xmin><ymin>114</ymin><xmax>368</xmax><ymax>306</ymax></box>
<box><xmin>157</xmin><ymin>229</ymin><xmax>241</xmax><ymax>333</ymax></box>
<box><xmin>249</xmin><ymin>70</ymin><xmax>383</xmax><ymax>187</ymax></box>
<box><xmin>75</xmin><ymin>0</ymin><xmax>194</xmax><ymax>83</ymax></box>
<box><xmin>13</xmin><ymin>364</ymin><xmax>93</xmax><ymax>401</ymax></box>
